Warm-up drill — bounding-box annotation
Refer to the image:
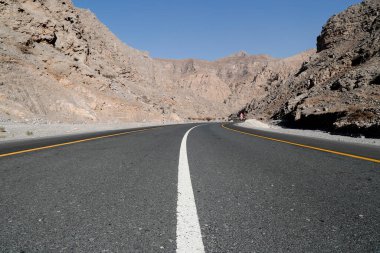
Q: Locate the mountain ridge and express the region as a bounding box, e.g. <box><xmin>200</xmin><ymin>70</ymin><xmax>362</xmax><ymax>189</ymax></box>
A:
<box><xmin>0</xmin><ymin>0</ymin><xmax>311</xmax><ymax>123</ymax></box>
<box><xmin>242</xmin><ymin>0</ymin><xmax>380</xmax><ymax>137</ymax></box>
<box><xmin>3</xmin><ymin>0</ymin><xmax>378</xmax><ymax>137</ymax></box>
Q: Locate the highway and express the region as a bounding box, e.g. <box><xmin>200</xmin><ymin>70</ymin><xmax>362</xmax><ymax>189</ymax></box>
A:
<box><xmin>0</xmin><ymin>123</ymin><xmax>379</xmax><ymax>252</ymax></box>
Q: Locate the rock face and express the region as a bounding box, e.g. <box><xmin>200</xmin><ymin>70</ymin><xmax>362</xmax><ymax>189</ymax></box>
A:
<box><xmin>244</xmin><ymin>0</ymin><xmax>380</xmax><ymax>137</ymax></box>
<box><xmin>0</xmin><ymin>0</ymin><xmax>160</xmax><ymax>123</ymax></box>
<box><xmin>0</xmin><ymin>0</ymin><xmax>310</xmax><ymax>124</ymax></box>
<box><xmin>155</xmin><ymin>52</ymin><xmax>312</xmax><ymax>120</ymax></box>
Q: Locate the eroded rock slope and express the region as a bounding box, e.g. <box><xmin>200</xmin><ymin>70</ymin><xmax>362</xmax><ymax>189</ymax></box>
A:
<box><xmin>243</xmin><ymin>0</ymin><xmax>380</xmax><ymax>137</ymax></box>
<box><xmin>0</xmin><ymin>0</ymin><xmax>310</xmax><ymax>123</ymax></box>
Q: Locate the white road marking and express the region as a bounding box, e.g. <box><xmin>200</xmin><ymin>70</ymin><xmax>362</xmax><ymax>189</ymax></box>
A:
<box><xmin>176</xmin><ymin>126</ymin><xmax>205</xmax><ymax>253</ymax></box>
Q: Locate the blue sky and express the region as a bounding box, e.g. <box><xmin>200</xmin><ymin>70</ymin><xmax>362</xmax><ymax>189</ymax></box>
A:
<box><xmin>73</xmin><ymin>0</ymin><xmax>362</xmax><ymax>60</ymax></box>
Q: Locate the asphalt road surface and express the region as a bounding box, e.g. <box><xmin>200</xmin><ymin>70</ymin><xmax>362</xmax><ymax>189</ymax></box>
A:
<box><xmin>0</xmin><ymin>123</ymin><xmax>379</xmax><ymax>252</ymax></box>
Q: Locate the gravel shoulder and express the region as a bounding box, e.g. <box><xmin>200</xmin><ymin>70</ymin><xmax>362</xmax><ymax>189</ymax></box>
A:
<box><xmin>0</xmin><ymin>122</ymin><xmax>173</xmax><ymax>143</ymax></box>
<box><xmin>237</xmin><ymin>119</ymin><xmax>380</xmax><ymax>146</ymax></box>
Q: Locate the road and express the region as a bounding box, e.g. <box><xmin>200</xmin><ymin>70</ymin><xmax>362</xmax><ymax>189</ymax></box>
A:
<box><xmin>0</xmin><ymin>123</ymin><xmax>379</xmax><ymax>252</ymax></box>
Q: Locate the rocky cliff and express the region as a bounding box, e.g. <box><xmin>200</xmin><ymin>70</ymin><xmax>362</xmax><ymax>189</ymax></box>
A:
<box><xmin>243</xmin><ymin>0</ymin><xmax>380</xmax><ymax>137</ymax></box>
<box><xmin>0</xmin><ymin>0</ymin><xmax>160</xmax><ymax>123</ymax></box>
<box><xmin>0</xmin><ymin>0</ymin><xmax>310</xmax><ymax>124</ymax></box>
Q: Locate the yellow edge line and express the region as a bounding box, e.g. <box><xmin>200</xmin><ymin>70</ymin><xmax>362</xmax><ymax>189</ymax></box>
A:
<box><xmin>221</xmin><ymin>124</ymin><xmax>380</xmax><ymax>164</ymax></box>
<box><xmin>0</xmin><ymin>127</ymin><xmax>158</xmax><ymax>158</ymax></box>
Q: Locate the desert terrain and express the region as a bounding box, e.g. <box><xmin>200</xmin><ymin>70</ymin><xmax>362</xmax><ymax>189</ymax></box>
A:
<box><xmin>0</xmin><ymin>0</ymin><xmax>379</xmax><ymax>139</ymax></box>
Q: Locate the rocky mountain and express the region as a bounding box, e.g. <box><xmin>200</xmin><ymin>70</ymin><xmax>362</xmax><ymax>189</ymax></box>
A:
<box><xmin>0</xmin><ymin>0</ymin><xmax>311</xmax><ymax>124</ymax></box>
<box><xmin>155</xmin><ymin>51</ymin><xmax>312</xmax><ymax>119</ymax></box>
<box><xmin>6</xmin><ymin>0</ymin><xmax>376</xmax><ymax>137</ymax></box>
<box><xmin>243</xmin><ymin>0</ymin><xmax>380</xmax><ymax>137</ymax></box>
<box><xmin>0</xmin><ymin>0</ymin><xmax>158</xmax><ymax>123</ymax></box>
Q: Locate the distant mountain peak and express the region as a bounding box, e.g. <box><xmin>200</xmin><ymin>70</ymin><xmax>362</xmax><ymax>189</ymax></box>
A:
<box><xmin>229</xmin><ymin>51</ymin><xmax>249</xmax><ymax>58</ymax></box>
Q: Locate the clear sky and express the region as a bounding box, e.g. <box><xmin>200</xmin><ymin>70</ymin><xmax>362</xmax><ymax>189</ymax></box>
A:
<box><xmin>72</xmin><ymin>0</ymin><xmax>362</xmax><ymax>60</ymax></box>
